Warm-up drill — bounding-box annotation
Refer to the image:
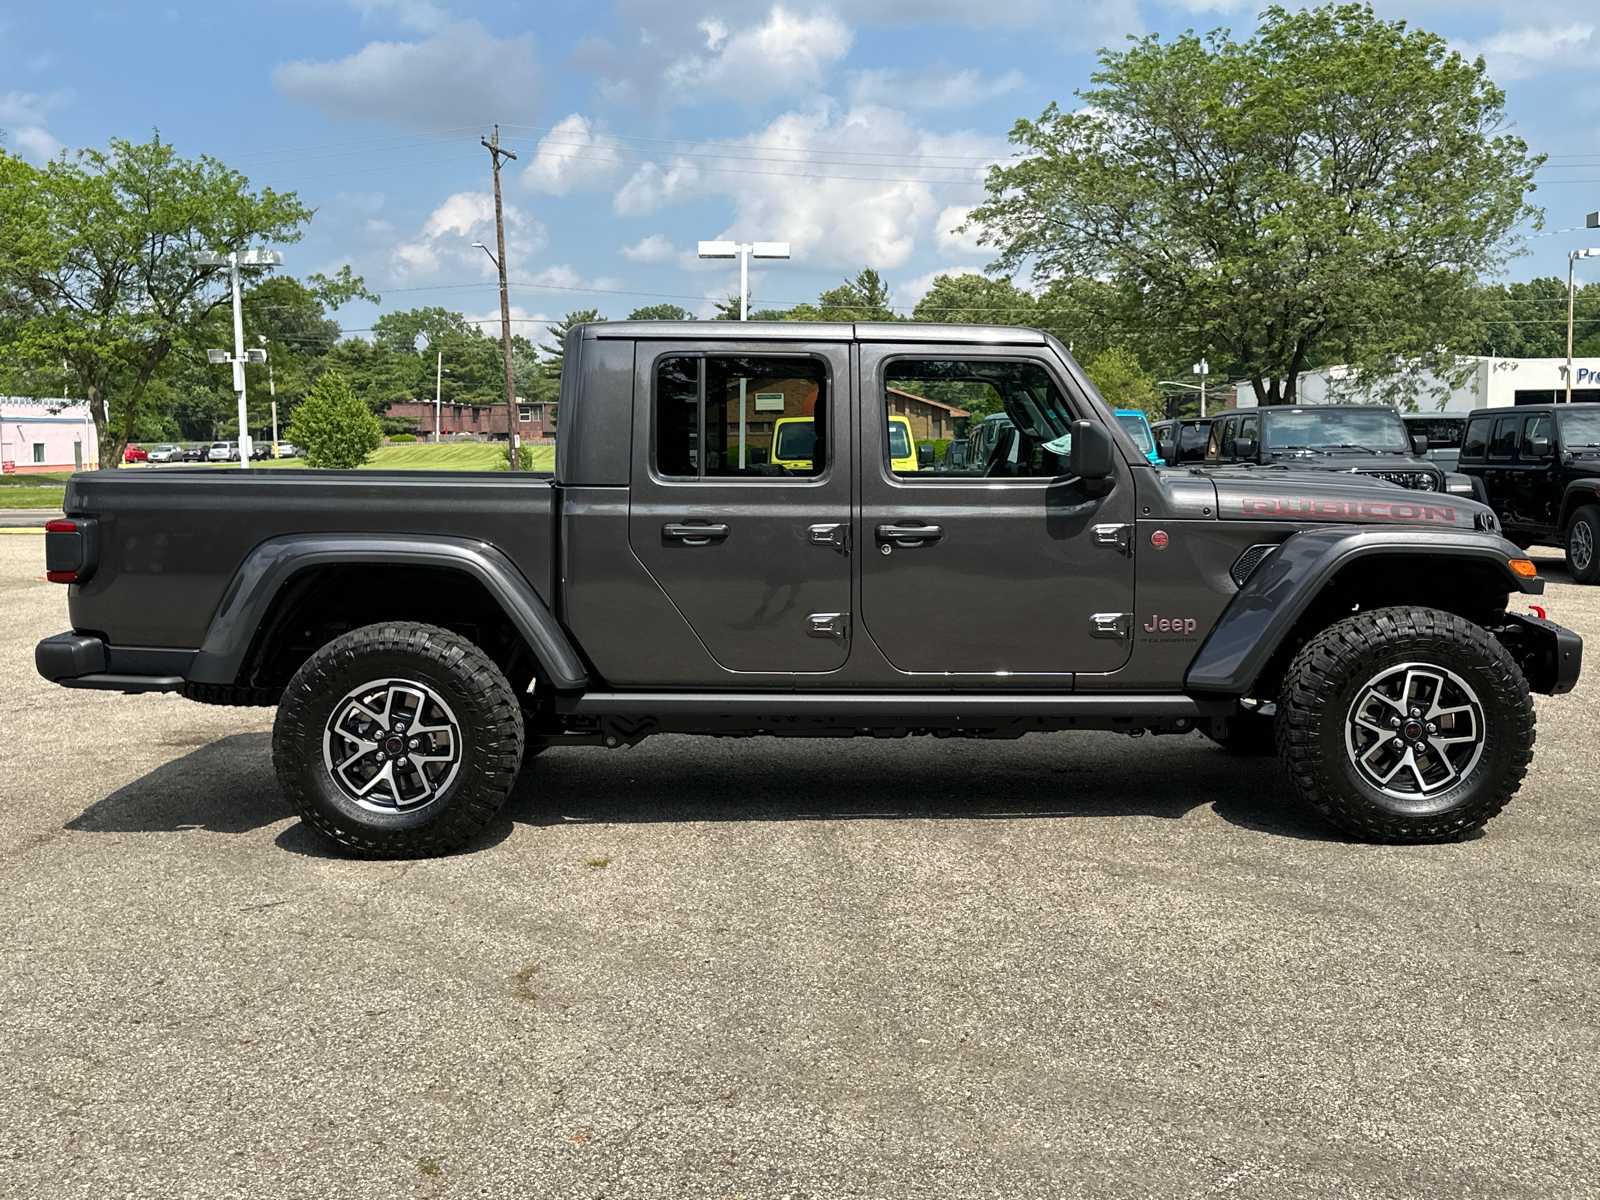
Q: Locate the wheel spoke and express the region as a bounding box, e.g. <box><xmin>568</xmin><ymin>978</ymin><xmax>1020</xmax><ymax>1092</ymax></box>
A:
<box><xmin>322</xmin><ymin>676</ymin><xmax>465</xmax><ymax>815</ymax></box>
<box><xmin>335</xmin><ymin>739</ymin><xmax>379</xmax><ymax>771</ymax></box>
<box><xmin>1344</xmin><ymin>659</ymin><xmax>1486</xmax><ymax>802</ymax></box>
<box><xmin>355</xmin><ymin>761</ymin><xmax>397</xmax><ymax>799</ymax></box>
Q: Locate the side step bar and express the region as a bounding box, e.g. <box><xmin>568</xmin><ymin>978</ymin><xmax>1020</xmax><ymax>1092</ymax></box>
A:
<box><xmin>557</xmin><ymin>692</ymin><xmax>1231</xmax><ymax>719</ymax></box>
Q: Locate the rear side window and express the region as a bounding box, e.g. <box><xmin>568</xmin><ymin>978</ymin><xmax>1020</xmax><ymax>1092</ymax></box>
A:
<box><xmin>1460</xmin><ymin>418</ymin><xmax>1490</xmax><ymax>460</ymax></box>
<box><xmin>654</xmin><ymin>355</ymin><xmax>826</xmax><ymax>479</ymax></box>
<box><xmin>1489</xmin><ymin>416</ymin><xmax>1519</xmax><ymax>460</ymax></box>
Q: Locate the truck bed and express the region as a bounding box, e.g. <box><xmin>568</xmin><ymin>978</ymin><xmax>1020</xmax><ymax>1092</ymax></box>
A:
<box><xmin>62</xmin><ymin>468</ymin><xmax>556</xmax><ymax>650</ymax></box>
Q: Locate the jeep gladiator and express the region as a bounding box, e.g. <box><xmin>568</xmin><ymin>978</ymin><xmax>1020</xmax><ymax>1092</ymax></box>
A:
<box><xmin>36</xmin><ymin>321</ymin><xmax>1583</xmax><ymax>856</ymax></box>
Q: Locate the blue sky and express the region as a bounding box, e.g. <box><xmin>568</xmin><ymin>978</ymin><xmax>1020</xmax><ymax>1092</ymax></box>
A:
<box><xmin>3</xmin><ymin>0</ymin><xmax>1599</xmax><ymax>342</ymax></box>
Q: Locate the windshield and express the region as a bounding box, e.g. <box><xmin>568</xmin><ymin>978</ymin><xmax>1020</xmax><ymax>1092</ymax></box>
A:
<box><xmin>888</xmin><ymin>421</ymin><xmax>912</xmax><ymax>458</ymax></box>
<box><xmin>775</xmin><ymin>420</ymin><xmax>817</xmax><ymax>460</ymax></box>
<box><xmin>1559</xmin><ymin>408</ymin><xmax>1600</xmax><ymax>447</ymax></box>
<box><xmin>1116</xmin><ymin>414</ymin><xmax>1155</xmax><ymax>453</ymax></box>
<box><xmin>1264</xmin><ymin>410</ymin><xmax>1408</xmax><ymax>451</ymax></box>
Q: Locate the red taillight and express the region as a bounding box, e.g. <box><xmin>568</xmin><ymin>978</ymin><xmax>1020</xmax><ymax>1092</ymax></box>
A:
<box><xmin>45</xmin><ymin>520</ymin><xmax>76</xmax><ymax>533</ymax></box>
<box><xmin>46</xmin><ymin>570</ymin><xmax>79</xmax><ymax>584</ymax></box>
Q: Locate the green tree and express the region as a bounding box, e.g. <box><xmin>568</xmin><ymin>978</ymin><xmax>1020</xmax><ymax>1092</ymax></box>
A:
<box><xmin>1458</xmin><ymin>278</ymin><xmax>1600</xmax><ymax>359</ymax></box>
<box><xmin>0</xmin><ymin>134</ymin><xmax>311</xmax><ymax>463</ymax></box>
<box><xmin>782</xmin><ymin>268</ymin><xmax>897</xmax><ymax>322</ymax></box>
<box><xmin>628</xmin><ymin>303</ymin><xmax>695</xmax><ymax>321</ymax></box>
<box><xmin>1083</xmin><ymin>346</ymin><xmax>1164</xmax><ymax>417</ymax></box>
<box><xmin>286</xmin><ymin>369</ymin><xmax>382</xmax><ymax>468</ymax></box>
<box><xmin>912</xmin><ymin>274</ymin><xmax>1037</xmax><ymax>325</ymax></box>
<box><xmin>969</xmin><ymin>3</ymin><xmax>1542</xmax><ymax>405</ymax></box>
<box><xmin>372</xmin><ymin>306</ymin><xmax>475</xmax><ymax>356</ymax></box>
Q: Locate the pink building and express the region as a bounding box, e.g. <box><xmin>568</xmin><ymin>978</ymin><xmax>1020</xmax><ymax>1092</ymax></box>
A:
<box><xmin>1</xmin><ymin>399</ymin><xmax>98</xmax><ymax>474</ymax></box>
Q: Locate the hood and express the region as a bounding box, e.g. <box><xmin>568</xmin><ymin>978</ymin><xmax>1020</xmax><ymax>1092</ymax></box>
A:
<box><xmin>1208</xmin><ymin>468</ymin><xmax>1491</xmax><ymax>530</ymax></box>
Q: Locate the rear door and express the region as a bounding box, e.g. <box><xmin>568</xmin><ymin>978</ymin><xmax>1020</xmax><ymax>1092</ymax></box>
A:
<box><xmin>628</xmin><ymin>342</ymin><xmax>853</xmax><ymax>674</ymax></box>
<box><xmin>856</xmin><ymin>346</ymin><xmax>1137</xmax><ymax>676</ymax></box>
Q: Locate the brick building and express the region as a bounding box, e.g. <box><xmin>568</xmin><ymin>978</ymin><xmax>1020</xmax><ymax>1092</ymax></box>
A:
<box><xmin>383</xmin><ymin>399</ymin><xmax>557</xmax><ymax>442</ymax></box>
<box><xmin>885</xmin><ymin>387</ymin><xmax>969</xmax><ymax>441</ymax></box>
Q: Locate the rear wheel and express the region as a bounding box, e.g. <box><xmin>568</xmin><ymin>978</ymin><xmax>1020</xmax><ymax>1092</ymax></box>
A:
<box><xmin>1565</xmin><ymin>504</ymin><xmax>1600</xmax><ymax>584</ymax></box>
<box><xmin>273</xmin><ymin>622</ymin><xmax>523</xmax><ymax>858</ymax></box>
<box><xmin>1278</xmin><ymin>607</ymin><xmax>1534</xmax><ymax>843</ymax></box>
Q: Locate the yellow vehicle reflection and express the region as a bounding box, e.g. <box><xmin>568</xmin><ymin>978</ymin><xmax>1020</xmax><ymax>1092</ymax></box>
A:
<box><xmin>770</xmin><ymin>414</ymin><xmax>918</xmax><ymax>472</ymax></box>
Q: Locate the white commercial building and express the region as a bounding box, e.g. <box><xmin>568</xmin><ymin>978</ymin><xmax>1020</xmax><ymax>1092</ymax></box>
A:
<box><xmin>1232</xmin><ymin>356</ymin><xmax>1600</xmax><ymax>412</ymax></box>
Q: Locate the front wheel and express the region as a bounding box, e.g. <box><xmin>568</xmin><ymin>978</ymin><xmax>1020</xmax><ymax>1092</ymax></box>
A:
<box><xmin>1277</xmin><ymin>607</ymin><xmax>1534</xmax><ymax>843</ymax></box>
<box><xmin>273</xmin><ymin>622</ymin><xmax>524</xmax><ymax>858</ymax></box>
<box><xmin>1565</xmin><ymin>504</ymin><xmax>1600</xmax><ymax>584</ymax></box>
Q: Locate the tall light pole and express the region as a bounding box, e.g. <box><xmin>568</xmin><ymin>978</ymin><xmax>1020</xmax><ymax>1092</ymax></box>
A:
<box><xmin>193</xmin><ymin>248</ymin><xmax>282</xmax><ymax>466</ymax></box>
<box><xmin>1192</xmin><ymin>359</ymin><xmax>1210</xmax><ymax>418</ymax></box>
<box><xmin>1568</xmin><ymin>248</ymin><xmax>1600</xmax><ymax>404</ymax></box>
<box><xmin>697</xmin><ymin>241</ymin><xmax>791</xmax><ymax>319</ymax></box>
<box><xmin>480</xmin><ymin>125</ymin><xmax>520</xmax><ymax>471</ymax></box>
<box><xmin>433</xmin><ymin>352</ymin><xmax>451</xmax><ymax>443</ymax></box>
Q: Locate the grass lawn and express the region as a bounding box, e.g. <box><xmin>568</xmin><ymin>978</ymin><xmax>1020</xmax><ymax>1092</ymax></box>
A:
<box><xmin>0</xmin><ymin>472</ymin><xmax>72</xmax><ymax>487</ymax></box>
<box><xmin>0</xmin><ymin>487</ymin><xmax>66</xmax><ymax>509</ymax></box>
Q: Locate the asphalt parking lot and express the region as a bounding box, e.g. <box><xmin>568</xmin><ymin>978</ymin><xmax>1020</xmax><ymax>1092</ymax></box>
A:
<box><xmin>1</xmin><ymin>534</ymin><xmax>1596</xmax><ymax>1199</ymax></box>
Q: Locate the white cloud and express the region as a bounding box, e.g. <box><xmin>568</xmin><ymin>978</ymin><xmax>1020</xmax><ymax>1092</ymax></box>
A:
<box><xmin>392</xmin><ymin>190</ymin><xmax>547</xmax><ymax>281</ymax></box>
<box><xmin>601</xmin><ymin>104</ymin><xmax>1005</xmax><ymax>271</ymax></box>
<box><xmin>522</xmin><ymin>113</ymin><xmax>629</xmax><ymax>195</ymax></box>
<box><xmin>1456</xmin><ymin>22</ymin><xmax>1594</xmax><ymax>80</ymax></box>
<box><xmin>935</xmin><ymin>205</ymin><xmax>986</xmax><ymax>254</ymax></box>
<box><xmin>898</xmin><ymin>266</ymin><xmax>985</xmax><ymax>309</ymax></box>
<box><xmin>613</xmin><ymin>161</ymin><xmax>704</xmax><ymax>217</ymax></box>
<box><xmin>620</xmin><ymin>234</ymin><xmax>679</xmax><ymax>264</ymax></box>
<box><xmin>272</xmin><ymin>20</ymin><xmax>543</xmax><ymax>129</ymax></box>
<box><xmin>848</xmin><ymin>65</ymin><xmax>1025</xmax><ymax>109</ymax></box>
<box><xmin>463</xmin><ymin>303</ymin><xmax>552</xmax><ymax>342</ymax></box>
<box><xmin>0</xmin><ymin>90</ymin><xmax>68</xmax><ymax>162</ymax></box>
<box><xmin>663</xmin><ymin>7</ymin><xmax>852</xmax><ymax>103</ymax></box>
<box><xmin>349</xmin><ymin>0</ymin><xmax>450</xmax><ymax>32</ymax></box>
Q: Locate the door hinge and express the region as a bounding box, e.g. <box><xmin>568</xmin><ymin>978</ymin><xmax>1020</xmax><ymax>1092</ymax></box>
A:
<box><xmin>808</xmin><ymin>522</ymin><xmax>849</xmax><ymax>551</ymax></box>
<box><xmin>1090</xmin><ymin>612</ymin><xmax>1131</xmax><ymax>639</ymax></box>
<box><xmin>1092</xmin><ymin>523</ymin><xmax>1131</xmax><ymax>549</ymax></box>
<box><xmin>808</xmin><ymin>612</ymin><xmax>849</xmax><ymax>639</ymax></box>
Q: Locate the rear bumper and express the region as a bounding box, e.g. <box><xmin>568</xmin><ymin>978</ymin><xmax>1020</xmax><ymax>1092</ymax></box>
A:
<box><xmin>36</xmin><ymin>631</ymin><xmax>187</xmax><ymax>694</ymax></box>
<box><xmin>1490</xmin><ymin>612</ymin><xmax>1583</xmax><ymax>695</ymax></box>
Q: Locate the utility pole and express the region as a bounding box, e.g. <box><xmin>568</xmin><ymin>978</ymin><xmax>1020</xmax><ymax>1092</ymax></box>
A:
<box><xmin>481</xmin><ymin>125</ymin><xmax>521</xmax><ymax>471</ymax></box>
<box><xmin>193</xmin><ymin>248</ymin><xmax>282</xmax><ymax>467</ymax></box>
<box><xmin>435</xmin><ymin>350</ymin><xmax>443</xmax><ymax>443</ymax></box>
<box><xmin>261</xmin><ymin>335</ymin><xmax>278</xmax><ymax>458</ymax></box>
<box><xmin>1568</xmin><ymin>248</ymin><xmax>1600</xmax><ymax>403</ymax></box>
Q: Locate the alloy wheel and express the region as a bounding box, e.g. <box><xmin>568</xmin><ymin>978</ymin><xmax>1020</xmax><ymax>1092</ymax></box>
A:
<box><xmin>1344</xmin><ymin>662</ymin><xmax>1486</xmax><ymax>806</ymax></box>
<box><xmin>321</xmin><ymin>677</ymin><xmax>463</xmax><ymax>812</ymax></box>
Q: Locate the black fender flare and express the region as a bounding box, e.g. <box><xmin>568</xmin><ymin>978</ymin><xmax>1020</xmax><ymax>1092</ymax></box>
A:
<box><xmin>186</xmin><ymin>533</ymin><xmax>588</xmax><ymax>691</ymax></box>
<box><xmin>1557</xmin><ymin>479</ymin><xmax>1600</xmax><ymax>532</ymax></box>
<box><xmin>1185</xmin><ymin>525</ymin><xmax>1542</xmax><ymax>696</ymax></box>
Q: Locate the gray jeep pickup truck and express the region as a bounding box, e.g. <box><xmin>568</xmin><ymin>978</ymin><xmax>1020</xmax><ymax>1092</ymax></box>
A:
<box><xmin>36</xmin><ymin>322</ymin><xmax>1582</xmax><ymax>856</ymax></box>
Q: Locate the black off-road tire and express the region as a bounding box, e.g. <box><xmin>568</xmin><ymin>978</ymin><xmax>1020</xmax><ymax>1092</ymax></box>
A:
<box><xmin>1205</xmin><ymin>712</ymin><xmax>1278</xmax><ymax>756</ymax></box>
<box><xmin>273</xmin><ymin>622</ymin><xmax>523</xmax><ymax>858</ymax></box>
<box><xmin>1277</xmin><ymin>607</ymin><xmax>1534</xmax><ymax>844</ymax></box>
<box><xmin>1565</xmin><ymin>504</ymin><xmax>1600</xmax><ymax>584</ymax></box>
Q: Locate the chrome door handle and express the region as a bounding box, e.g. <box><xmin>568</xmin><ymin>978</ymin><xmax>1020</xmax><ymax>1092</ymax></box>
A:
<box><xmin>875</xmin><ymin>523</ymin><xmax>943</xmax><ymax>545</ymax></box>
<box><xmin>662</xmin><ymin>522</ymin><xmax>730</xmax><ymax>545</ymax></box>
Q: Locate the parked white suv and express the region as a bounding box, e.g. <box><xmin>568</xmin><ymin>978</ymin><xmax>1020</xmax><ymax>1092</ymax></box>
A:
<box><xmin>207</xmin><ymin>441</ymin><xmax>239</xmax><ymax>462</ymax></box>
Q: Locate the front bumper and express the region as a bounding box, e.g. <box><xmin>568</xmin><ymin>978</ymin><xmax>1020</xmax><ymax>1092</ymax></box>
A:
<box><xmin>1490</xmin><ymin>612</ymin><xmax>1583</xmax><ymax>695</ymax></box>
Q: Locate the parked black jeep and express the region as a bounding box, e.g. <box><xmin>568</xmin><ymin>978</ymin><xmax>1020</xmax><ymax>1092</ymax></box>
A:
<box><xmin>35</xmin><ymin>322</ymin><xmax>1580</xmax><ymax>857</ymax></box>
<box><xmin>1455</xmin><ymin>403</ymin><xmax>1600</xmax><ymax>582</ymax></box>
<box><xmin>1203</xmin><ymin>404</ymin><xmax>1469</xmax><ymax>494</ymax></box>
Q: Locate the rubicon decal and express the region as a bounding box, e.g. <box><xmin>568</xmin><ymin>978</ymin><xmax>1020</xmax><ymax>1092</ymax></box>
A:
<box><xmin>1242</xmin><ymin>498</ymin><xmax>1458</xmax><ymax>522</ymax></box>
<box><xmin>1144</xmin><ymin>614</ymin><xmax>1198</xmax><ymax>635</ymax></box>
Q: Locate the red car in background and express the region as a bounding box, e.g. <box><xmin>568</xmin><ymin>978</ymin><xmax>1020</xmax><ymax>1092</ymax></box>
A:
<box><xmin>122</xmin><ymin>445</ymin><xmax>148</xmax><ymax>463</ymax></box>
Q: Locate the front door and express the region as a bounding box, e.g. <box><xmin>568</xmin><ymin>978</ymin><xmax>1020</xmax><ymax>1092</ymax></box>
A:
<box><xmin>857</xmin><ymin>347</ymin><xmax>1137</xmax><ymax>677</ymax></box>
<box><xmin>628</xmin><ymin>343</ymin><xmax>853</xmax><ymax>674</ymax></box>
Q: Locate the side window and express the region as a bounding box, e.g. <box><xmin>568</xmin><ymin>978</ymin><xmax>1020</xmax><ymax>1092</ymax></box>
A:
<box><xmin>1237</xmin><ymin>415</ymin><xmax>1259</xmax><ymax>450</ymax></box>
<box><xmin>883</xmin><ymin>359</ymin><xmax>1077</xmax><ymax>479</ymax></box>
<box><xmin>654</xmin><ymin>355</ymin><xmax>826</xmax><ymax>480</ymax></box>
<box><xmin>1520</xmin><ymin>414</ymin><xmax>1553</xmax><ymax>458</ymax></box>
<box><xmin>1220</xmin><ymin>417</ymin><xmax>1239</xmax><ymax>458</ymax></box>
<box><xmin>1461</xmin><ymin>417</ymin><xmax>1490</xmax><ymax>461</ymax></box>
<box><xmin>1488</xmin><ymin>416</ymin><xmax>1519</xmax><ymax>460</ymax></box>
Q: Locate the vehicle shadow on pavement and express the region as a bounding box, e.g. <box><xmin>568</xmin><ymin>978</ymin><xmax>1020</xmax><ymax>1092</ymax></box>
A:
<box><xmin>65</xmin><ymin>732</ymin><xmax>291</xmax><ymax>835</ymax></box>
<box><xmin>502</xmin><ymin>737</ymin><xmax>1346</xmax><ymax>843</ymax></box>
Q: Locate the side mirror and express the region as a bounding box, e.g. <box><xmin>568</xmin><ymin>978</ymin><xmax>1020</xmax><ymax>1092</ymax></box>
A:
<box><xmin>1411</xmin><ymin>434</ymin><xmax>1429</xmax><ymax>457</ymax></box>
<box><xmin>1233</xmin><ymin>437</ymin><xmax>1257</xmax><ymax>460</ymax></box>
<box><xmin>917</xmin><ymin>444</ymin><xmax>935</xmax><ymax>467</ymax></box>
<box><xmin>1069</xmin><ymin>420</ymin><xmax>1114</xmax><ymax>481</ymax></box>
<box><xmin>1528</xmin><ymin>437</ymin><xmax>1552</xmax><ymax>459</ymax></box>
